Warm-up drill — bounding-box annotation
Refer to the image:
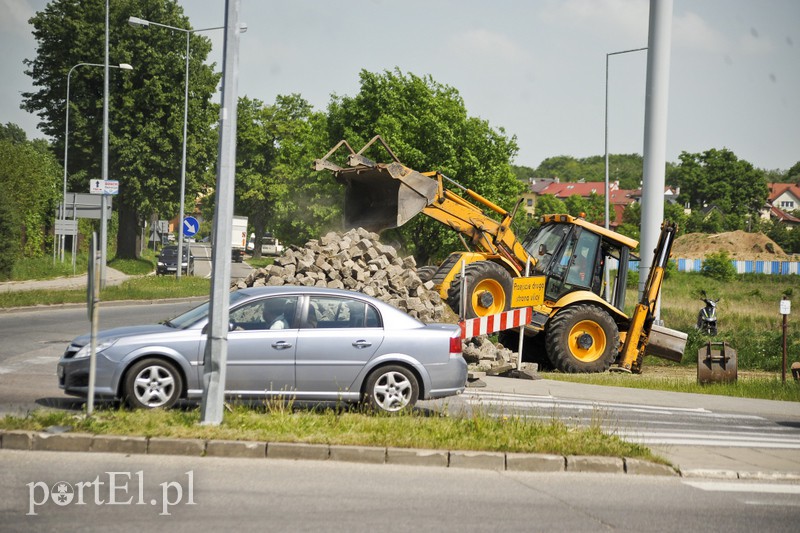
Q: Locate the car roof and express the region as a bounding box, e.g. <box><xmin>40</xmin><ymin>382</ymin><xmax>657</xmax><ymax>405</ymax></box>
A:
<box><xmin>233</xmin><ymin>286</ymin><xmax>423</xmax><ymax>325</ymax></box>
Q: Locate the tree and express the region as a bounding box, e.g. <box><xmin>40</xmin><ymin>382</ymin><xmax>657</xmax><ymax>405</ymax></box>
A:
<box><xmin>0</xmin><ymin>123</ymin><xmax>28</xmax><ymax>144</ymax></box>
<box><xmin>535</xmin><ymin>194</ymin><xmax>567</xmax><ymax>216</ymax></box>
<box><xmin>535</xmin><ymin>154</ymin><xmax>646</xmax><ymax>190</ymax></box>
<box><xmin>22</xmin><ymin>0</ymin><xmax>220</xmax><ymax>259</ymax></box>
<box><xmin>326</xmin><ymin>68</ymin><xmax>523</xmax><ymax>264</ymax></box>
<box><xmin>234</xmin><ymin>94</ymin><xmax>334</xmax><ymax>255</ymax></box>
<box><xmin>787</xmin><ymin>161</ymin><xmax>800</xmax><ymax>182</ymax></box>
<box><xmin>671</xmin><ymin>148</ymin><xmax>768</xmax><ymax>221</ymax></box>
<box><xmin>0</xmin><ymin>189</ymin><xmax>19</xmax><ymax>279</ymax></box>
<box><xmin>0</xmin><ymin>137</ymin><xmax>60</xmax><ymax>257</ymax></box>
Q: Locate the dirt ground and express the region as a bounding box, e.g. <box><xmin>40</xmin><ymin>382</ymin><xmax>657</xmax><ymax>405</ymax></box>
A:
<box><xmin>672</xmin><ymin>231</ymin><xmax>790</xmax><ymax>260</ymax></box>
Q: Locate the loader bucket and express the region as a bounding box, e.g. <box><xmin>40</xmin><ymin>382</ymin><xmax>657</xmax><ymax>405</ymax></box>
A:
<box><xmin>337</xmin><ymin>162</ymin><xmax>438</xmax><ymax>232</ymax></box>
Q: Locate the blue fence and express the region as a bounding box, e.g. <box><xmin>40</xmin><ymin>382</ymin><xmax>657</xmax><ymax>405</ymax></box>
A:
<box><xmin>673</xmin><ymin>258</ymin><xmax>800</xmax><ymax>275</ymax></box>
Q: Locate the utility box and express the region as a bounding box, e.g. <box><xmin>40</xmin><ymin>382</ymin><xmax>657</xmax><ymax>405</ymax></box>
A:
<box><xmin>697</xmin><ymin>341</ymin><xmax>737</xmax><ymax>384</ymax></box>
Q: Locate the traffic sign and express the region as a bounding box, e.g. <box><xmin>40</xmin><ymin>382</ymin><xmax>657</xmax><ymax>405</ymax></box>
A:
<box><xmin>511</xmin><ymin>276</ymin><xmax>546</xmax><ymax>308</ymax></box>
<box><xmin>89</xmin><ymin>179</ymin><xmax>119</xmax><ymax>195</ymax></box>
<box><xmin>183</xmin><ymin>216</ymin><xmax>199</xmax><ymax>237</ymax></box>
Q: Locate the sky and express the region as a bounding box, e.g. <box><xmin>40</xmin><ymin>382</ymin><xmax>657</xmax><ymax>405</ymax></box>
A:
<box><xmin>1</xmin><ymin>0</ymin><xmax>798</xmax><ymax>172</ymax></box>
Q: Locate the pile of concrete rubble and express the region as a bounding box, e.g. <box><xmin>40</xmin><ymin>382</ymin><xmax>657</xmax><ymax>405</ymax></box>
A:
<box><xmin>233</xmin><ymin>228</ymin><xmax>531</xmax><ymax>379</ymax></box>
<box><xmin>232</xmin><ymin>228</ymin><xmax>446</xmax><ymax>323</ymax></box>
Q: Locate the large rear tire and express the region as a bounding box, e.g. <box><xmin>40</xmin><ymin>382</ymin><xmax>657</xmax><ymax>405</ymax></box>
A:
<box><xmin>417</xmin><ymin>265</ymin><xmax>438</xmax><ymax>283</ymax></box>
<box><xmin>545</xmin><ymin>304</ymin><xmax>619</xmax><ymax>373</ymax></box>
<box><xmin>446</xmin><ymin>261</ymin><xmax>513</xmax><ymax>319</ymax></box>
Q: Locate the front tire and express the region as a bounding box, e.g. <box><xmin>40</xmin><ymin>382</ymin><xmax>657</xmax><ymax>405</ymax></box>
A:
<box><xmin>363</xmin><ymin>365</ymin><xmax>419</xmax><ymax>413</ymax></box>
<box><xmin>446</xmin><ymin>261</ymin><xmax>513</xmax><ymax>319</ymax></box>
<box><xmin>123</xmin><ymin>358</ymin><xmax>183</xmax><ymax>409</ymax></box>
<box><xmin>417</xmin><ymin>265</ymin><xmax>438</xmax><ymax>283</ymax></box>
<box><xmin>545</xmin><ymin>304</ymin><xmax>619</xmax><ymax>373</ymax></box>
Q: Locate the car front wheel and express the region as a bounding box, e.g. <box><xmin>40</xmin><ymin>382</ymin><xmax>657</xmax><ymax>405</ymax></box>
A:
<box><xmin>363</xmin><ymin>365</ymin><xmax>419</xmax><ymax>413</ymax></box>
<box><xmin>123</xmin><ymin>358</ymin><xmax>183</xmax><ymax>409</ymax></box>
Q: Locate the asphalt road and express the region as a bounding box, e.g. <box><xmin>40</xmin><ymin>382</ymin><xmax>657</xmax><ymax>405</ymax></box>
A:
<box><xmin>2</xmin><ymin>301</ymin><xmax>799</xmax><ymax>475</ymax></box>
<box><xmin>2</xmin><ymin>450</ymin><xmax>798</xmax><ymax>532</ymax></box>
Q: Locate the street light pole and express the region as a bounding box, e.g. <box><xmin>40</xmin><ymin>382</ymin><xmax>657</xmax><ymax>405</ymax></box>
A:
<box><xmin>128</xmin><ymin>17</ymin><xmax>230</xmax><ymax>280</ymax></box>
<box><xmin>61</xmin><ymin>62</ymin><xmax>132</xmax><ymax>264</ymax></box>
<box><xmin>604</xmin><ymin>46</ymin><xmax>646</xmax><ymax>302</ymax></box>
<box><xmin>604</xmin><ymin>47</ymin><xmax>647</xmax><ymax>232</ymax></box>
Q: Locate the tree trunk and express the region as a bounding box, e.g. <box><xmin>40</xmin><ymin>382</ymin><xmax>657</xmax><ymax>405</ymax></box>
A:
<box><xmin>116</xmin><ymin>200</ymin><xmax>140</xmax><ymax>259</ymax></box>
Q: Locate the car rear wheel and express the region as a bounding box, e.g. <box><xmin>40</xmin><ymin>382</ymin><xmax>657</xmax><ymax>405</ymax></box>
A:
<box><xmin>123</xmin><ymin>358</ymin><xmax>183</xmax><ymax>409</ymax></box>
<box><xmin>363</xmin><ymin>365</ymin><xmax>419</xmax><ymax>413</ymax></box>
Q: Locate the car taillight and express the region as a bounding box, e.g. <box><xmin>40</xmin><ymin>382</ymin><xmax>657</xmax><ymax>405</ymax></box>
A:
<box><xmin>449</xmin><ymin>334</ymin><xmax>462</xmax><ymax>354</ymax></box>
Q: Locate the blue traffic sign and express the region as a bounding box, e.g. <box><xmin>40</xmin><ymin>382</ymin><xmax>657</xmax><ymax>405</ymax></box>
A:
<box><xmin>182</xmin><ymin>216</ymin><xmax>199</xmax><ymax>237</ymax></box>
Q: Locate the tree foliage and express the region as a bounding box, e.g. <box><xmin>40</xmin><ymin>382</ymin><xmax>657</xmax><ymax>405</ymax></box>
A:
<box><xmin>22</xmin><ymin>0</ymin><xmax>220</xmax><ymax>258</ymax></box>
<box><xmin>0</xmin><ymin>136</ymin><xmax>60</xmax><ymax>257</ymax></box>
<box><xmin>535</xmin><ymin>154</ymin><xmax>648</xmax><ymax>190</ymax></box>
<box><xmin>233</xmin><ymin>94</ymin><xmax>335</xmax><ymax>253</ymax></box>
<box><xmin>670</xmin><ymin>148</ymin><xmax>768</xmax><ymax>219</ymax></box>
<box><xmin>326</xmin><ymin>69</ymin><xmax>523</xmax><ymax>264</ymax></box>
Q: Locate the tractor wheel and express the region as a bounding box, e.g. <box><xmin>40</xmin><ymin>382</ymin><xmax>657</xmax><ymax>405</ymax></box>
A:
<box><xmin>446</xmin><ymin>261</ymin><xmax>513</xmax><ymax>319</ymax></box>
<box><xmin>545</xmin><ymin>304</ymin><xmax>619</xmax><ymax>373</ymax></box>
<box><xmin>417</xmin><ymin>265</ymin><xmax>438</xmax><ymax>283</ymax></box>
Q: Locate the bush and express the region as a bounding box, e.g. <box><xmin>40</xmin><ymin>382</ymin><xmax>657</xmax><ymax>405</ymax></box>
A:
<box><xmin>701</xmin><ymin>251</ymin><xmax>736</xmax><ymax>281</ymax></box>
<box><xmin>0</xmin><ymin>193</ymin><xmax>19</xmax><ymax>279</ymax></box>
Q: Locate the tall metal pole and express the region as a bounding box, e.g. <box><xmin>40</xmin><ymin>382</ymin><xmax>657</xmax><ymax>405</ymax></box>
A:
<box><xmin>100</xmin><ymin>0</ymin><xmax>110</xmax><ymax>289</ymax></box>
<box><xmin>604</xmin><ymin>47</ymin><xmax>646</xmax><ymax>301</ymax></box>
<box><xmin>128</xmin><ymin>17</ymin><xmax>227</xmax><ymax>280</ymax></box>
<box><xmin>176</xmin><ymin>31</ymin><xmax>190</xmax><ymax>280</ymax></box>
<box><xmin>639</xmin><ymin>0</ymin><xmax>673</xmax><ymax>320</ymax></box>
<box><xmin>201</xmin><ymin>0</ymin><xmax>242</xmax><ymax>425</ymax></box>
<box><xmin>62</xmin><ymin>62</ymin><xmax>132</xmax><ymax>265</ymax></box>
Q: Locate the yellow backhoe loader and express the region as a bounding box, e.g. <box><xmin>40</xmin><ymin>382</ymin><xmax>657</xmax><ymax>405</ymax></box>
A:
<box><xmin>315</xmin><ymin>136</ymin><xmax>686</xmax><ymax>373</ymax></box>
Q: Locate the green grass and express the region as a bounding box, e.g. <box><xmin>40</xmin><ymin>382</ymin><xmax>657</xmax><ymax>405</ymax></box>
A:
<box><xmin>108</xmin><ymin>249</ymin><xmax>157</xmax><ymax>275</ymax></box>
<box><xmin>545</xmin><ymin>367</ymin><xmax>800</xmax><ymax>402</ymax></box>
<box><xmin>9</xmin><ymin>253</ymin><xmax>89</xmax><ymax>280</ymax></box>
<box><xmin>0</xmin><ymin>404</ymin><xmax>660</xmax><ymax>461</ymax></box>
<box><xmin>246</xmin><ymin>256</ymin><xmax>275</xmax><ymax>269</ymax></box>
<box><xmin>0</xmin><ymin>275</ymin><xmax>210</xmax><ymax>308</ymax></box>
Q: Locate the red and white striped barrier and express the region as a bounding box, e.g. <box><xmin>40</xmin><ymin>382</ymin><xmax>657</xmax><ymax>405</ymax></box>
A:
<box><xmin>459</xmin><ymin>307</ymin><xmax>533</xmax><ymax>339</ymax></box>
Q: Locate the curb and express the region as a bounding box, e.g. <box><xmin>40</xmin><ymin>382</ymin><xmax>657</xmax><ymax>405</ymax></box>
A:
<box><xmin>0</xmin><ymin>429</ymin><xmax>682</xmax><ymax>476</ymax></box>
<box><xmin>4</xmin><ymin>429</ymin><xmax>797</xmax><ymax>480</ymax></box>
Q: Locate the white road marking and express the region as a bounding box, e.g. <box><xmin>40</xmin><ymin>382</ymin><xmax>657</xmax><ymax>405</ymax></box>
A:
<box><xmin>683</xmin><ymin>481</ymin><xmax>800</xmax><ymax>494</ymax></box>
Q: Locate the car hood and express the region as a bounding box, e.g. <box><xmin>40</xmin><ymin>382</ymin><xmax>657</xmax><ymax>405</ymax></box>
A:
<box><xmin>70</xmin><ymin>324</ymin><xmax>178</xmax><ymax>348</ymax></box>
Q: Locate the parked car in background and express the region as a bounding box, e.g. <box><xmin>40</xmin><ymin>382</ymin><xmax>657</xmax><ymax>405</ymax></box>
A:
<box><xmin>156</xmin><ymin>245</ymin><xmax>194</xmax><ymax>276</ymax></box>
<box><xmin>247</xmin><ymin>233</ymin><xmax>285</xmax><ymax>256</ymax></box>
<box><xmin>57</xmin><ymin>286</ymin><xmax>467</xmax><ymax>413</ymax></box>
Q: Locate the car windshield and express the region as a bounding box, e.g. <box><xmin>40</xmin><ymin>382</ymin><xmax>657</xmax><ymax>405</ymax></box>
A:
<box><xmin>165</xmin><ymin>291</ymin><xmax>250</xmax><ymax>329</ymax></box>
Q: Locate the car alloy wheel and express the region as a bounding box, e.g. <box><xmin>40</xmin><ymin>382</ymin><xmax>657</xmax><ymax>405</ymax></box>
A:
<box><xmin>123</xmin><ymin>358</ymin><xmax>182</xmax><ymax>409</ymax></box>
<box><xmin>364</xmin><ymin>365</ymin><xmax>419</xmax><ymax>413</ymax></box>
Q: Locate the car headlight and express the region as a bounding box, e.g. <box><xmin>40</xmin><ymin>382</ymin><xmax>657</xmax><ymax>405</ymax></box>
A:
<box><xmin>157</xmin><ymin>261</ymin><xmax>165</xmax><ymax>266</ymax></box>
<box><xmin>73</xmin><ymin>340</ymin><xmax>117</xmax><ymax>359</ymax></box>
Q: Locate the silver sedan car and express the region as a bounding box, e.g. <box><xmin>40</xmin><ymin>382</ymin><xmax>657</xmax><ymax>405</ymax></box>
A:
<box><xmin>57</xmin><ymin>287</ymin><xmax>467</xmax><ymax>413</ymax></box>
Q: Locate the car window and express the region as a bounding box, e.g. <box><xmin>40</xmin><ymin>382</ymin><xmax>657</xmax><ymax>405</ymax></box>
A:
<box><xmin>230</xmin><ymin>296</ymin><xmax>298</xmax><ymax>330</ymax></box>
<box><xmin>304</xmin><ymin>296</ymin><xmax>381</xmax><ymax>329</ymax></box>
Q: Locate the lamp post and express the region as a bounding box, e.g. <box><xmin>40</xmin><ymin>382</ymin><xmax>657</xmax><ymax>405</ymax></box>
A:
<box><xmin>604</xmin><ymin>47</ymin><xmax>646</xmax><ymax>302</ymax></box>
<box><xmin>128</xmin><ymin>16</ymin><xmax>233</xmax><ymax>280</ymax></box>
<box><xmin>604</xmin><ymin>47</ymin><xmax>647</xmax><ymax>232</ymax></box>
<box><xmin>61</xmin><ymin>62</ymin><xmax>133</xmax><ymax>263</ymax></box>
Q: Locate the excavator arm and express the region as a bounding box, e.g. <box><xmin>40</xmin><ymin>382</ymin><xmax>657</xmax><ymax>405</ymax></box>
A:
<box><xmin>314</xmin><ymin>135</ymin><xmax>530</xmax><ymax>271</ymax></box>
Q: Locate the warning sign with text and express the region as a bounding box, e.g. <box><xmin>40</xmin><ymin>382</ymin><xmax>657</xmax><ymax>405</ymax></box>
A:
<box><xmin>511</xmin><ymin>276</ymin><xmax>545</xmax><ymax>308</ymax></box>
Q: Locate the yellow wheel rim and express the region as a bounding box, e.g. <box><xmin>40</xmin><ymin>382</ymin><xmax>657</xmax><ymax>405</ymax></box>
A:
<box><xmin>567</xmin><ymin>319</ymin><xmax>607</xmax><ymax>363</ymax></box>
<box><xmin>471</xmin><ymin>279</ymin><xmax>506</xmax><ymax>316</ymax></box>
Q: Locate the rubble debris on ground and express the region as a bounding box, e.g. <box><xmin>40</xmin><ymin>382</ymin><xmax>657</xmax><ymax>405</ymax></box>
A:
<box><xmin>233</xmin><ymin>227</ymin><xmax>538</xmax><ymax>380</ymax></box>
<box><xmin>232</xmin><ymin>228</ymin><xmax>446</xmax><ymax>323</ymax></box>
<box><xmin>462</xmin><ymin>335</ymin><xmax>538</xmax><ymax>382</ymax></box>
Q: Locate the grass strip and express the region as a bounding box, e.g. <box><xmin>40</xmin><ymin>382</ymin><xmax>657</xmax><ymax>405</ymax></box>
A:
<box><xmin>545</xmin><ymin>369</ymin><xmax>800</xmax><ymax>402</ymax></box>
<box><xmin>0</xmin><ymin>405</ymin><xmax>661</xmax><ymax>462</ymax></box>
<box><xmin>0</xmin><ymin>276</ymin><xmax>211</xmax><ymax>308</ymax></box>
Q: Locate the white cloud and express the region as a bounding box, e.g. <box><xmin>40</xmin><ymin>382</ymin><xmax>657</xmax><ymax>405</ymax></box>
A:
<box><xmin>540</xmin><ymin>0</ymin><xmax>649</xmax><ymax>41</ymax></box>
<box><xmin>0</xmin><ymin>0</ymin><xmax>37</xmax><ymax>36</ymax></box>
<box><xmin>445</xmin><ymin>28</ymin><xmax>528</xmax><ymax>66</ymax></box>
<box><xmin>672</xmin><ymin>10</ymin><xmax>728</xmax><ymax>53</ymax></box>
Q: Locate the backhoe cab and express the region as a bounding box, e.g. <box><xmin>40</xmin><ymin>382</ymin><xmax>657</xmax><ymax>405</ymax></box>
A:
<box><xmin>315</xmin><ymin>136</ymin><xmax>686</xmax><ymax>373</ymax></box>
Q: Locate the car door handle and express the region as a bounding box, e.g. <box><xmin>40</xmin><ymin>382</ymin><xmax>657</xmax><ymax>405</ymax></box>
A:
<box><xmin>271</xmin><ymin>341</ymin><xmax>293</xmax><ymax>350</ymax></box>
<box><xmin>352</xmin><ymin>340</ymin><xmax>372</xmax><ymax>349</ymax></box>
